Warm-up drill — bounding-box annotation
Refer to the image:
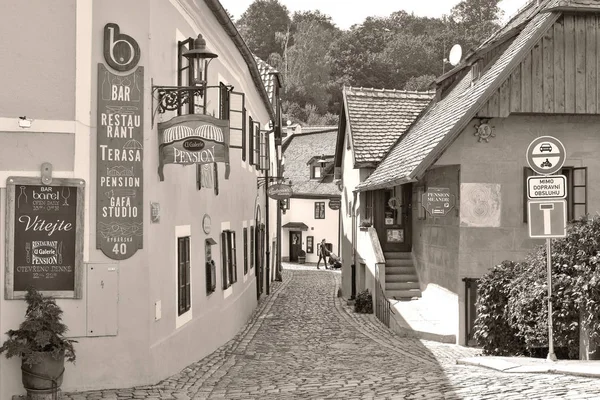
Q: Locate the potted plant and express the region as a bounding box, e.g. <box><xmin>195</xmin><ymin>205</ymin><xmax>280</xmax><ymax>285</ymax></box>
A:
<box><xmin>0</xmin><ymin>287</ymin><xmax>76</xmax><ymax>395</ymax></box>
<box><xmin>298</xmin><ymin>250</ymin><xmax>306</xmax><ymax>264</ymax></box>
<box><xmin>359</xmin><ymin>219</ymin><xmax>372</xmax><ymax>231</ymax></box>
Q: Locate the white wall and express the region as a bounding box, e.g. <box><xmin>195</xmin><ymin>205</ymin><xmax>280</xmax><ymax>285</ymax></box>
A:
<box><xmin>281</xmin><ymin>197</ymin><xmax>339</xmax><ymax>263</ymax></box>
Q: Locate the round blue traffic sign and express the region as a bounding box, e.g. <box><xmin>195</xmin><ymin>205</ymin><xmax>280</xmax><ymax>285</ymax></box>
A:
<box><xmin>526</xmin><ymin>136</ymin><xmax>566</xmax><ymax>175</ymax></box>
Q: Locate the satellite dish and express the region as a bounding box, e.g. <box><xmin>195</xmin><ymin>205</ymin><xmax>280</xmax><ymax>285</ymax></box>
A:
<box><xmin>449</xmin><ymin>44</ymin><xmax>462</xmax><ymax>66</ymax></box>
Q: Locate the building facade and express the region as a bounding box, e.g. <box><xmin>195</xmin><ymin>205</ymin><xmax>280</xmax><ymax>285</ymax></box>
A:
<box><xmin>336</xmin><ymin>0</ymin><xmax>600</xmax><ymax>346</ymax></box>
<box><xmin>281</xmin><ymin>127</ymin><xmax>341</xmax><ymax>265</ymax></box>
<box><xmin>0</xmin><ymin>0</ymin><xmax>279</xmax><ymax>397</ymax></box>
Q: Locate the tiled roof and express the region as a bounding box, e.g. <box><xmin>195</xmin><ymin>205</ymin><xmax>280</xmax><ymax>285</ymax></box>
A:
<box><xmin>253</xmin><ymin>56</ymin><xmax>280</xmax><ymax>107</ymax></box>
<box><xmin>358</xmin><ymin>10</ymin><xmax>559</xmax><ymax>191</ymax></box>
<box><xmin>283</xmin><ymin>130</ymin><xmax>341</xmax><ymax>197</ymax></box>
<box><xmin>344</xmin><ymin>87</ymin><xmax>434</xmax><ymax>165</ymax></box>
<box><xmin>545</xmin><ymin>0</ymin><xmax>600</xmax><ymax>11</ymax></box>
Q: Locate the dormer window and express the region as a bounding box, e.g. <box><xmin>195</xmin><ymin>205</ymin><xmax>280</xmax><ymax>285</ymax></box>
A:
<box><xmin>311</xmin><ymin>165</ymin><xmax>322</xmax><ymax>179</ymax></box>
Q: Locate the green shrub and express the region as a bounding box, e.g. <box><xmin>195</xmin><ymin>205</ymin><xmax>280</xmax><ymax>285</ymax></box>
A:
<box><xmin>354</xmin><ymin>289</ymin><xmax>373</xmax><ymax>314</ymax></box>
<box><xmin>475</xmin><ymin>216</ymin><xmax>600</xmax><ymax>358</ymax></box>
<box><xmin>474</xmin><ymin>260</ymin><xmax>526</xmax><ymax>356</ymax></box>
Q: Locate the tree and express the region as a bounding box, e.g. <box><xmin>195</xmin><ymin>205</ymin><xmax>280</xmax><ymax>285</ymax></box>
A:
<box><xmin>236</xmin><ymin>0</ymin><xmax>291</xmax><ymax>61</ymax></box>
<box><xmin>450</xmin><ymin>0</ymin><xmax>504</xmax><ymax>51</ymax></box>
<box><xmin>404</xmin><ymin>74</ymin><xmax>437</xmax><ymax>91</ymax></box>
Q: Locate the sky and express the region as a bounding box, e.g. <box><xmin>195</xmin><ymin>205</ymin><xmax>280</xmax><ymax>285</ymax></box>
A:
<box><xmin>220</xmin><ymin>0</ymin><xmax>531</xmax><ymax>30</ymax></box>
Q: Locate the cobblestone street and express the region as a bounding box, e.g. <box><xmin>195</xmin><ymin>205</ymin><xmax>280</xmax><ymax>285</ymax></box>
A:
<box><xmin>64</xmin><ymin>265</ymin><xmax>600</xmax><ymax>400</ymax></box>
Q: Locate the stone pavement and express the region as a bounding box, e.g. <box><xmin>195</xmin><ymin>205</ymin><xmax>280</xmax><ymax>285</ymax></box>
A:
<box><xmin>63</xmin><ymin>263</ymin><xmax>600</xmax><ymax>400</ymax></box>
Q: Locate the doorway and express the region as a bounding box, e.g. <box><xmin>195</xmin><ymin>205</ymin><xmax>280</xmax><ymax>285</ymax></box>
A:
<box><xmin>373</xmin><ymin>184</ymin><xmax>412</xmax><ymax>252</ymax></box>
<box><xmin>289</xmin><ymin>231</ymin><xmax>302</xmax><ymax>262</ymax></box>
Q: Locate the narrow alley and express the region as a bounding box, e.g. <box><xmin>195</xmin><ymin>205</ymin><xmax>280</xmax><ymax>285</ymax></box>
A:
<box><xmin>63</xmin><ymin>264</ymin><xmax>600</xmax><ymax>400</ymax></box>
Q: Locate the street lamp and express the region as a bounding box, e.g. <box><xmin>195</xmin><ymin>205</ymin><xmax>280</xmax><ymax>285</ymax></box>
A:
<box><xmin>182</xmin><ymin>34</ymin><xmax>218</xmax><ymax>86</ymax></box>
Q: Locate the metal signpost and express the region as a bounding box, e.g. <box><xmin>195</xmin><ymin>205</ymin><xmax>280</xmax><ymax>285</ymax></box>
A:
<box><xmin>526</xmin><ymin>136</ymin><xmax>567</xmax><ymax>362</ymax></box>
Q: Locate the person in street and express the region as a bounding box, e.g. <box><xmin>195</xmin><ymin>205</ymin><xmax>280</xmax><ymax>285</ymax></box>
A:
<box><xmin>317</xmin><ymin>239</ymin><xmax>329</xmax><ymax>269</ymax></box>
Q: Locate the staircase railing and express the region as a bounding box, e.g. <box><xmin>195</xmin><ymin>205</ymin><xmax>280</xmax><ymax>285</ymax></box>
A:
<box><xmin>375</xmin><ymin>280</ymin><xmax>394</xmax><ymax>327</ymax></box>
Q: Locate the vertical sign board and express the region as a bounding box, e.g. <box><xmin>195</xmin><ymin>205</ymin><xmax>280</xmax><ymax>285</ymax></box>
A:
<box><xmin>97</xmin><ymin>23</ymin><xmax>143</xmax><ymax>260</ymax></box>
<box><xmin>5</xmin><ymin>178</ymin><xmax>85</xmax><ymax>299</ymax></box>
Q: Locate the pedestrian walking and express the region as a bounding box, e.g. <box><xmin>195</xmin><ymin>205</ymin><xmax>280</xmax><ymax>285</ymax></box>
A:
<box><xmin>317</xmin><ymin>239</ymin><xmax>329</xmax><ymax>270</ymax></box>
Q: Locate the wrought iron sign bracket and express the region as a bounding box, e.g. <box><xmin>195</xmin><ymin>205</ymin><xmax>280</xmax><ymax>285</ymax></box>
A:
<box><xmin>151</xmin><ymin>82</ymin><xmax>234</xmax><ymax>128</ymax></box>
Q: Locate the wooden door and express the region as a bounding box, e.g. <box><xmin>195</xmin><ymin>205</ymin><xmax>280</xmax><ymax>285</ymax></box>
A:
<box><xmin>289</xmin><ymin>231</ymin><xmax>302</xmax><ymax>262</ymax></box>
<box><xmin>374</xmin><ymin>184</ymin><xmax>412</xmax><ymax>252</ymax></box>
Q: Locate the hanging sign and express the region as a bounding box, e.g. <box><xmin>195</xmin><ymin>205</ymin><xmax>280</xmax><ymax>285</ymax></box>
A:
<box><xmin>103</xmin><ymin>23</ymin><xmax>141</xmax><ymax>72</ymax></box>
<box><xmin>267</xmin><ymin>183</ymin><xmax>293</xmax><ymax>200</ymax></box>
<box><xmin>329</xmin><ymin>199</ymin><xmax>341</xmax><ymax>210</ymax></box>
<box><xmin>5</xmin><ymin>177</ymin><xmax>85</xmax><ymax>299</ymax></box>
<box><xmin>97</xmin><ymin>63</ymin><xmax>144</xmax><ymax>260</ymax></box>
<box><xmin>158</xmin><ymin>114</ymin><xmax>231</xmax><ymax>181</ymax></box>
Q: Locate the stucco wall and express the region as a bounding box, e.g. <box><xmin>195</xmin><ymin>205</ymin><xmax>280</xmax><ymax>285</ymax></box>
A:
<box><xmin>0</xmin><ymin>0</ymin><xmax>274</xmax><ymax>397</ymax></box>
<box><xmin>339</xmin><ymin>124</ymin><xmax>362</xmax><ymax>298</ymax></box>
<box><xmin>0</xmin><ymin>0</ymin><xmax>76</xmax><ymax>120</ymax></box>
<box><xmin>434</xmin><ymin>113</ymin><xmax>600</xmax><ymax>344</ymax></box>
<box><xmin>281</xmin><ymin>197</ymin><xmax>340</xmax><ymax>264</ymax></box>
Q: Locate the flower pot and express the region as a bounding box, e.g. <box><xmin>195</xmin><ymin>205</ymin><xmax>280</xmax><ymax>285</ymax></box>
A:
<box><xmin>298</xmin><ymin>256</ymin><xmax>306</xmax><ymax>264</ymax></box>
<box><xmin>22</xmin><ymin>351</ymin><xmax>65</xmax><ymax>391</ymax></box>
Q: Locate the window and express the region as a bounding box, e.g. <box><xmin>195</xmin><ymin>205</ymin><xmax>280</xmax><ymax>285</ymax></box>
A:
<box><xmin>364</xmin><ymin>191</ymin><xmax>373</xmax><ymax>222</ymax></box>
<box><xmin>311</xmin><ymin>165</ymin><xmax>322</xmax><ymax>179</ymax></box>
<box><xmin>258</xmin><ymin>127</ymin><xmax>270</xmax><ymax>171</ymax></box>
<box><xmin>250</xmin><ymin>226</ymin><xmax>255</xmax><ymax>270</ymax></box>
<box><xmin>306</xmin><ymin>236</ymin><xmax>314</xmax><ymax>253</ymax></box>
<box><xmin>221</xmin><ymin>230</ymin><xmax>237</xmax><ymax>289</ymax></box>
<box><xmin>177</xmin><ymin>236</ymin><xmax>191</xmax><ymax>316</ymax></box>
<box><xmin>315</xmin><ymin>202</ymin><xmax>325</xmax><ymax>219</ymax></box>
<box><xmin>243</xmin><ymin>227</ymin><xmax>248</xmax><ymax>275</ymax></box>
<box><xmin>523</xmin><ymin>167</ymin><xmax>587</xmax><ymax>223</ymax></box>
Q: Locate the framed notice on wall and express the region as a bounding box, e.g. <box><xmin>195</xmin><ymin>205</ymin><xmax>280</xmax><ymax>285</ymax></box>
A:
<box><xmin>306</xmin><ymin>236</ymin><xmax>314</xmax><ymax>253</ymax></box>
<box><xmin>5</xmin><ymin>177</ymin><xmax>85</xmax><ymax>300</ymax></box>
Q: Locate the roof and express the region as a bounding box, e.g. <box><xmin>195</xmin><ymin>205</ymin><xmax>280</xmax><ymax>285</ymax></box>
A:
<box><xmin>282</xmin><ymin>222</ymin><xmax>309</xmax><ymax>231</ymax></box>
<box><xmin>282</xmin><ymin>130</ymin><xmax>341</xmax><ymax>198</ymax></box>
<box><xmin>545</xmin><ymin>0</ymin><xmax>600</xmax><ymax>12</ymax></box>
<box><xmin>202</xmin><ymin>0</ymin><xmax>275</xmax><ymax>122</ymax></box>
<box><xmin>254</xmin><ymin>55</ymin><xmax>281</xmax><ymax>108</ymax></box>
<box><xmin>343</xmin><ymin>87</ymin><xmax>434</xmax><ymax>165</ymax></box>
<box><xmin>358</xmin><ymin>10</ymin><xmax>560</xmax><ymax>191</ymax></box>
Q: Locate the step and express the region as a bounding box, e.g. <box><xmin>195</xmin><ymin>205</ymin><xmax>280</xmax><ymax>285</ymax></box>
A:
<box><xmin>386</xmin><ymin>289</ymin><xmax>422</xmax><ymax>299</ymax></box>
<box><xmin>385</xmin><ymin>281</ymin><xmax>420</xmax><ymax>290</ymax></box>
<box><xmin>386</xmin><ymin>273</ymin><xmax>418</xmax><ymax>282</ymax></box>
<box><xmin>385</xmin><ymin>258</ymin><xmax>413</xmax><ymax>267</ymax></box>
<box><xmin>384</xmin><ymin>252</ymin><xmax>412</xmax><ymax>260</ymax></box>
<box><xmin>386</xmin><ymin>266</ymin><xmax>416</xmax><ymax>275</ymax></box>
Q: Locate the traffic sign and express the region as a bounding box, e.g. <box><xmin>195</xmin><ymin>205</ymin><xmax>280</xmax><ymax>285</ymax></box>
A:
<box><xmin>527</xmin><ymin>175</ymin><xmax>566</xmax><ymax>199</ymax></box>
<box><xmin>528</xmin><ymin>199</ymin><xmax>567</xmax><ymax>238</ymax></box>
<box><xmin>526</xmin><ymin>136</ymin><xmax>566</xmax><ymax>175</ymax></box>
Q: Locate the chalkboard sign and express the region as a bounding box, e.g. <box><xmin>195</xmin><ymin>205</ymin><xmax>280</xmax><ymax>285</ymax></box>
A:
<box><xmin>5</xmin><ymin>177</ymin><xmax>85</xmax><ymax>300</ymax></box>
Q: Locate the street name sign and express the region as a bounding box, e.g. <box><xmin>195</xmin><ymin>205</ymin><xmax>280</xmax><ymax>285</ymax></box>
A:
<box><xmin>528</xmin><ymin>199</ymin><xmax>567</xmax><ymax>238</ymax></box>
<box><xmin>527</xmin><ymin>175</ymin><xmax>566</xmax><ymax>199</ymax></box>
<box><xmin>526</xmin><ymin>136</ymin><xmax>566</xmax><ymax>175</ymax></box>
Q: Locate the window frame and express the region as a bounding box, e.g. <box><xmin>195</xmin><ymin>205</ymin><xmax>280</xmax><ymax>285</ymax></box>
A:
<box><xmin>221</xmin><ymin>229</ymin><xmax>238</xmax><ymax>289</ymax></box>
<box><xmin>311</xmin><ymin>165</ymin><xmax>322</xmax><ymax>179</ymax></box>
<box><xmin>314</xmin><ymin>201</ymin><xmax>326</xmax><ymax>219</ymax></box>
<box><xmin>177</xmin><ymin>236</ymin><xmax>191</xmax><ymax>316</ymax></box>
<box><xmin>175</xmin><ymin>225</ymin><xmax>192</xmax><ymax>329</ymax></box>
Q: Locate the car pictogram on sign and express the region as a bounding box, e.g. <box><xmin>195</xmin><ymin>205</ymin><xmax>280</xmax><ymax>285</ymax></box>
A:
<box><xmin>539</xmin><ymin>144</ymin><xmax>553</xmax><ymax>152</ymax></box>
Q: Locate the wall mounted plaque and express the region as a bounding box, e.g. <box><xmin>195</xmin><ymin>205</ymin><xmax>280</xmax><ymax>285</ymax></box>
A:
<box><xmin>97</xmin><ymin>64</ymin><xmax>144</xmax><ymax>260</ymax></box>
<box><xmin>5</xmin><ymin>177</ymin><xmax>85</xmax><ymax>299</ymax></box>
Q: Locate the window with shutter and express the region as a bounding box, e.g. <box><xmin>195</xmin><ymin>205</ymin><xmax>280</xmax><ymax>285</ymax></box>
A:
<box><xmin>248</xmin><ymin>116</ymin><xmax>254</xmax><ymax>166</ymax></box>
<box><xmin>250</xmin><ymin>226</ymin><xmax>255</xmax><ymax>270</ymax></box>
<box><xmin>221</xmin><ymin>231</ymin><xmax>229</xmax><ymax>289</ymax></box>
<box><xmin>315</xmin><ymin>202</ymin><xmax>325</xmax><ymax>219</ymax></box>
<box><xmin>177</xmin><ymin>236</ymin><xmax>191</xmax><ymax>316</ymax></box>
<box><xmin>254</xmin><ymin>121</ymin><xmax>261</xmax><ymax>167</ymax></box>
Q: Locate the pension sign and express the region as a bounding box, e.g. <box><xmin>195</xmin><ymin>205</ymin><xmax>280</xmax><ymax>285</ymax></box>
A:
<box><xmin>527</xmin><ymin>175</ymin><xmax>566</xmax><ymax>199</ymax></box>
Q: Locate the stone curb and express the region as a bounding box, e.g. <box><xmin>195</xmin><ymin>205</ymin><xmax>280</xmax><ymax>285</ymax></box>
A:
<box><xmin>457</xmin><ymin>357</ymin><xmax>600</xmax><ymax>379</ymax></box>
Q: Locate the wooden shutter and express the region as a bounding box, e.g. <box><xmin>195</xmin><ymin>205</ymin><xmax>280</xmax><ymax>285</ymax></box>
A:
<box><xmin>572</xmin><ymin>167</ymin><xmax>587</xmax><ymax>220</ymax></box>
<box><xmin>229</xmin><ymin>91</ymin><xmax>245</xmax><ymax>151</ymax></box>
<box><xmin>523</xmin><ymin>167</ymin><xmax>535</xmax><ymax>223</ymax></box>
<box><xmin>243</xmin><ymin>228</ymin><xmax>248</xmax><ymax>275</ymax></box>
<box><xmin>254</xmin><ymin>121</ymin><xmax>261</xmax><ymax>167</ymax></box>
<box><xmin>249</xmin><ymin>116</ymin><xmax>254</xmax><ymax>166</ymax></box>
<box><xmin>219</xmin><ymin>82</ymin><xmax>230</xmax><ymax>120</ymax></box>
<box><xmin>213</xmin><ymin>162</ymin><xmax>219</xmax><ymax>196</ymax></box>
<box><xmin>250</xmin><ymin>226</ymin><xmax>255</xmax><ymax>270</ymax></box>
<box><xmin>221</xmin><ymin>231</ymin><xmax>229</xmax><ymax>289</ymax></box>
<box><xmin>231</xmin><ymin>231</ymin><xmax>237</xmax><ymax>283</ymax></box>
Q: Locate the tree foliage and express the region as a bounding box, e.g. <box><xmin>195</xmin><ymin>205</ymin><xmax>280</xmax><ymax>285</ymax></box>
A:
<box><xmin>237</xmin><ymin>0</ymin><xmax>291</xmax><ymax>61</ymax></box>
<box><xmin>236</xmin><ymin>0</ymin><xmax>504</xmax><ymax>124</ymax></box>
<box><xmin>475</xmin><ymin>216</ymin><xmax>600</xmax><ymax>359</ymax></box>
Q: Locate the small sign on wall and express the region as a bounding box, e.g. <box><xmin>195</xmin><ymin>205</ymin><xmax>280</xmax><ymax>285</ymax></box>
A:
<box><xmin>387</xmin><ymin>229</ymin><xmax>404</xmax><ymax>243</ymax></box>
<box><xmin>306</xmin><ymin>236</ymin><xmax>314</xmax><ymax>253</ymax></box>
